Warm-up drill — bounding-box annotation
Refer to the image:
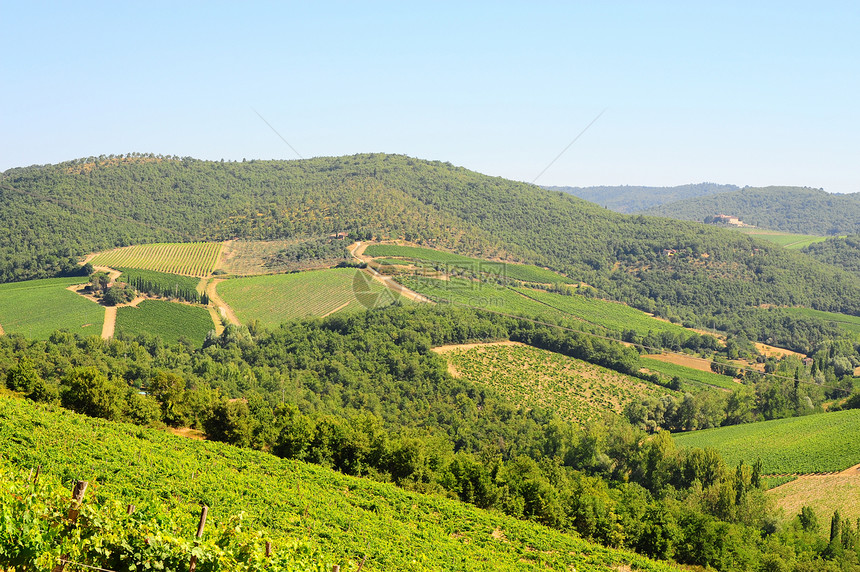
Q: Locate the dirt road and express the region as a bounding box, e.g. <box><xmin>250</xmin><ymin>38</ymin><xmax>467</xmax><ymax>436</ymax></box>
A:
<box><xmin>206</xmin><ymin>279</ymin><xmax>240</xmax><ymax>326</ymax></box>
<box><xmin>349</xmin><ymin>242</ymin><xmax>432</xmax><ymax>304</ymax></box>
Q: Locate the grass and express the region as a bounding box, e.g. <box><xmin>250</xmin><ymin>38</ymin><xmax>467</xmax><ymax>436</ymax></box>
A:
<box><xmin>441</xmin><ymin>343</ymin><xmax>673</xmax><ymax>425</ymax></box>
<box><xmin>674</xmin><ymin>408</ymin><xmax>860</xmax><ymax>475</ymax></box>
<box><xmin>640</xmin><ymin>357</ymin><xmax>739</xmax><ymax>390</ymax></box>
<box><xmin>115</xmin><ymin>300</ymin><xmax>214</xmax><ymax>346</ymax></box>
<box><xmin>0</xmin><ymin>277</ymin><xmax>103</xmax><ymax>339</ymax></box>
<box><xmin>0</xmin><ymin>395</ymin><xmax>681</xmax><ymax>572</ymax></box>
<box><xmin>365</xmin><ymin>244</ymin><xmax>575</xmax><ymax>284</ymax></box>
<box><xmin>735</xmin><ymin>228</ymin><xmax>829</xmax><ymax>249</ymax></box>
<box><xmin>217</xmin><ymin>269</ymin><xmax>398</xmax><ymax>329</ymax></box>
<box><xmin>781</xmin><ymin>307</ymin><xmax>860</xmax><ymax>337</ymax></box>
<box><xmin>90</xmin><ymin>242</ymin><xmax>222</xmax><ymax>276</ymax></box>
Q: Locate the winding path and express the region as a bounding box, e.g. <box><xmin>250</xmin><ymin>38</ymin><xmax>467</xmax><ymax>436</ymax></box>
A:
<box><xmin>205</xmin><ymin>279</ymin><xmax>240</xmax><ymax>327</ymax></box>
<box><xmin>348</xmin><ymin>242</ymin><xmax>432</xmax><ymax>304</ymax></box>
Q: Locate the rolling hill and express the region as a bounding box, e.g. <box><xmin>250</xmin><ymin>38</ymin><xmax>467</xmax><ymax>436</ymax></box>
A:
<box><xmin>643</xmin><ymin>186</ymin><xmax>860</xmax><ymax>235</ymax></box>
<box><xmin>3</xmin><ymin>154</ymin><xmax>860</xmax><ymax>327</ymax></box>
<box><xmin>546</xmin><ymin>182</ymin><xmax>739</xmax><ymax>213</ymax></box>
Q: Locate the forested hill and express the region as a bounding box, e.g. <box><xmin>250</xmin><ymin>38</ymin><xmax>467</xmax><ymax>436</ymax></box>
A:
<box><xmin>643</xmin><ymin>186</ymin><xmax>860</xmax><ymax>235</ymax></box>
<box><xmin>545</xmin><ymin>182</ymin><xmax>739</xmax><ymax>213</ymax></box>
<box><xmin>3</xmin><ymin>153</ymin><xmax>860</xmax><ymax>321</ymax></box>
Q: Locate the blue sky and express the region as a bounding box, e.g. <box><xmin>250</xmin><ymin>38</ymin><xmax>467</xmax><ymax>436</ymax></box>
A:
<box><xmin>2</xmin><ymin>1</ymin><xmax>858</xmax><ymax>192</ymax></box>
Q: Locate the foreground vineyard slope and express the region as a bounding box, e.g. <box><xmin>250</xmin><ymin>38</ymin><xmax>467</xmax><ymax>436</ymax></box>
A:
<box><xmin>0</xmin><ymin>396</ymin><xmax>681</xmax><ymax>572</ymax></box>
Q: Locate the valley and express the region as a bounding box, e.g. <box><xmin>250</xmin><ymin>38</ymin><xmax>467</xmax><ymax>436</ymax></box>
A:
<box><xmin>1</xmin><ymin>154</ymin><xmax>859</xmax><ymax>571</ymax></box>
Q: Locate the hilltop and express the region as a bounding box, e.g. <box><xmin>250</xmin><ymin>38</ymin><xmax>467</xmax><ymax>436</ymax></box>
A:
<box><xmin>643</xmin><ymin>186</ymin><xmax>860</xmax><ymax>235</ymax></box>
<box><xmin>3</xmin><ymin>153</ymin><xmax>860</xmax><ymax>326</ymax></box>
<box><xmin>546</xmin><ymin>182</ymin><xmax>739</xmax><ymax>213</ymax></box>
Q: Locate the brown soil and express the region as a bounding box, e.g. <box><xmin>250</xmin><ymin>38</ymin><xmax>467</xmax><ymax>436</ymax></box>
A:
<box><xmin>350</xmin><ymin>242</ymin><xmax>432</xmax><ymax>303</ymax></box>
<box><xmin>432</xmin><ymin>340</ymin><xmax>525</xmax><ymax>354</ymax></box>
<box><xmin>168</xmin><ymin>427</ymin><xmax>206</xmax><ymax>440</ymax></box>
<box><xmin>770</xmin><ymin>463</ymin><xmax>860</xmax><ymax>535</ymax></box>
<box><xmin>0</xmin><ymin>323</ymin><xmax>5</xmax><ymax>336</ymax></box>
<box><xmin>754</xmin><ymin>342</ymin><xmax>805</xmax><ymax>359</ymax></box>
<box><xmin>206</xmin><ymin>279</ymin><xmax>240</xmax><ymax>326</ymax></box>
<box><xmin>643</xmin><ymin>353</ymin><xmax>715</xmax><ymax>373</ymax></box>
<box><xmin>102</xmin><ymin>306</ymin><xmax>117</xmax><ymax>339</ymax></box>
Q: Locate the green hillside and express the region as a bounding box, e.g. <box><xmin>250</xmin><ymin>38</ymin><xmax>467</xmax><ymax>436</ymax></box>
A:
<box><xmin>643</xmin><ymin>186</ymin><xmax>860</xmax><ymax>235</ymax></box>
<box><xmin>0</xmin><ymin>395</ymin><xmax>679</xmax><ymax>572</ymax></box>
<box><xmin>674</xmin><ymin>409</ymin><xmax>860</xmax><ymax>475</ymax></box>
<box><xmin>802</xmin><ymin>234</ymin><xmax>860</xmax><ymax>279</ymax></box>
<box><xmin>547</xmin><ymin>182</ymin><xmax>739</xmax><ymax>213</ymax></box>
<box><xmin>3</xmin><ymin>154</ymin><xmax>860</xmax><ymax>327</ymax></box>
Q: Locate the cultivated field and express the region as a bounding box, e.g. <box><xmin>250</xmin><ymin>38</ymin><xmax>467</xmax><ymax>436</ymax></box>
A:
<box><xmin>0</xmin><ymin>277</ymin><xmax>103</xmax><ymax>339</ymax></box>
<box><xmin>769</xmin><ymin>468</ymin><xmax>860</xmax><ymax>535</ymax></box>
<box><xmin>735</xmin><ymin>228</ymin><xmax>829</xmax><ymax>249</ymax></box>
<box><xmin>516</xmin><ymin>287</ymin><xmax>697</xmax><ymax>338</ymax></box>
<box><xmin>217</xmin><ymin>268</ymin><xmax>397</xmax><ymax>328</ymax></box>
<box><xmin>115</xmin><ymin>300</ymin><xmax>214</xmax><ymax>346</ymax></box>
<box><xmin>90</xmin><ymin>242</ymin><xmax>222</xmax><ymax>276</ymax></box>
<box><xmin>365</xmin><ymin>244</ymin><xmax>574</xmax><ymax>284</ymax></box>
<box><xmin>219</xmin><ymin>239</ymin><xmax>345</xmax><ymax>275</ymax></box>
<box><xmin>440</xmin><ymin>342</ymin><xmax>673</xmax><ymax>425</ymax></box>
<box><xmin>782</xmin><ymin>307</ymin><xmax>860</xmax><ymax>337</ymax></box>
<box><xmin>674</xmin><ymin>408</ymin><xmax>860</xmax><ymax>475</ymax></box>
<box><xmin>640</xmin><ymin>356</ymin><xmax>739</xmax><ymax>390</ymax></box>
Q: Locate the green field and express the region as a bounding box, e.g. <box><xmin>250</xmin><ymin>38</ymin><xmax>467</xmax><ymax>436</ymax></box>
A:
<box><xmin>90</xmin><ymin>242</ymin><xmax>222</xmax><ymax>276</ymax></box>
<box><xmin>515</xmin><ymin>287</ymin><xmax>696</xmax><ymax>338</ymax></box>
<box><xmin>443</xmin><ymin>343</ymin><xmax>673</xmax><ymax>425</ymax></box>
<box><xmin>0</xmin><ymin>396</ymin><xmax>680</xmax><ymax>572</ymax></box>
<box><xmin>674</xmin><ymin>408</ymin><xmax>860</xmax><ymax>475</ymax></box>
<box><xmin>364</xmin><ymin>244</ymin><xmax>574</xmax><ymax>284</ymax></box>
<box><xmin>218</xmin><ymin>269</ymin><xmax>398</xmax><ymax>328</ymax></box>
<box><xmin>0</xmin><ymin>277</ymin><xmax>103</xmax><ymax>339</ymax></box>
<box><xmin>640</xmin><ymin>357</ymin><xmax>739</xmax><ymax>390</ymax></box>
<box><xmin>115</xmin><ymin>300</ymin><xmax>213</xmax><ymax>346</ymax></box>
<box><xmin>782</xmin><ymin>307</ymin><xmax>860</xmax><ymax>337</ymax></box>
<box><xmin>404</xmin><ymin>276</ymin><xmax>703</xmax><ymax>344</ymax></box>
<box><xmin>736</xmin><ymin>229</ymin><xmax>828</xmax><ymax>249</ymax></box>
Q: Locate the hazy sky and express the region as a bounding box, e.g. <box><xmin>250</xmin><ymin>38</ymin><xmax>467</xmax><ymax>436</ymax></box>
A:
<box><xmin>2</xmin><ymin>1</ymin><xmax>858</xmax><ymax>192</ymax></box>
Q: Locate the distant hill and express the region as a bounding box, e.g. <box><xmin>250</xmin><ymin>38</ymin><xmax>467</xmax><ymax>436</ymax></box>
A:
<box><xmin>3</xmin><ymin>154</ymin><xmax>860</xmax><ymax>323</ymax></box>
<box><xmin>803</xmin><ymin>235</ymin><xmax>860</xmax><ymax>279</ymax></box>
<box><xmin>545</xmin><ymin>182</ymin><xmax>739</xmax><ymax>213</ymax></box>
<box><xmin>643</xmin><ymin>186</ymin><xmax>860</xmax><ymax>235</ymax></box>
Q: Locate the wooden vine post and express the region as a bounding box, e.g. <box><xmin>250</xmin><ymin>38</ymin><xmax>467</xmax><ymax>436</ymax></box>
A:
<box><xmin>51</xmin><ymin>480</ymin><xmax>89</xmax><ymax>572</ymax></box>
<box><xmin>189</xmin><ymin>505</ymin><xmax>209</xmax><ymax>572</ymax></box>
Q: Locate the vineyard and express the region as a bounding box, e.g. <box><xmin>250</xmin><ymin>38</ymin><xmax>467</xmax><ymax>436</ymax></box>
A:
<box><xmin>442</xmin><ymin>343</ymin><xmax>673</xmax><ymax>425</ymax></box>
<box><xmin>365</xmin><ymin>244</ymin><xmax>574</xmax><ymax>284</ymax></box>
<box><xmin>0</xmin><ymin>396</ymin><xmax>681</xmax><ymax>572</ymax></box>
<box><xmin>0</xmin><ymin>277</ymin><xmax>104</xmax><ymax>339</ymax></box>
<box><xmin>115</xmin><ymin>300</ymin><xmax>214</xmax><ymax>346</ymax></box>
<box><xmin>639</xmin><ymin>356</ymin><xmax>739</xmax><ymax>390</ymax></box>
<box><xmin>217</xmin><ymin>269</ymin><xmax>397</xmax><ymax>328</ymax></box>
<box><xmin>782</xmin><ymin>307</ymin><xmax>860</xmax><ymax>337</ymax></box>
<box><xmin>90</xmin><ymin>242</ymin><xmax>223</xmax><ymax>276</ymax></box>
<box><xmin>735</xmin><ymin>228</ymin><xmax>828</xmax><ymax>249</ymax></box>
<box><xmin>514</xmin><ymin>287</ymin><xmax>698</xmax><ymax>338</ymax></box>
<box><xmin>674</xmin><ymin>408</ymin><xmax>860</xmax><ymax>475</ymax></box>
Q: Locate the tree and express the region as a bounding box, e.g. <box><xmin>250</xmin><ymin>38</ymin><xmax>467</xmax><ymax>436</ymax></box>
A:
<box><xmin>61</xmin><ymin>367</ymin><xmax>126</xmax><ymax>421</ymax></box>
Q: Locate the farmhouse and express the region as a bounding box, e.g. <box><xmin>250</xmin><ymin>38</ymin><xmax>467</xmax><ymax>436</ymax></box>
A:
<box><xmin>712</xmin><ymin>214</ymin><xmax>742</xmax><ymax>226</ymax></box>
